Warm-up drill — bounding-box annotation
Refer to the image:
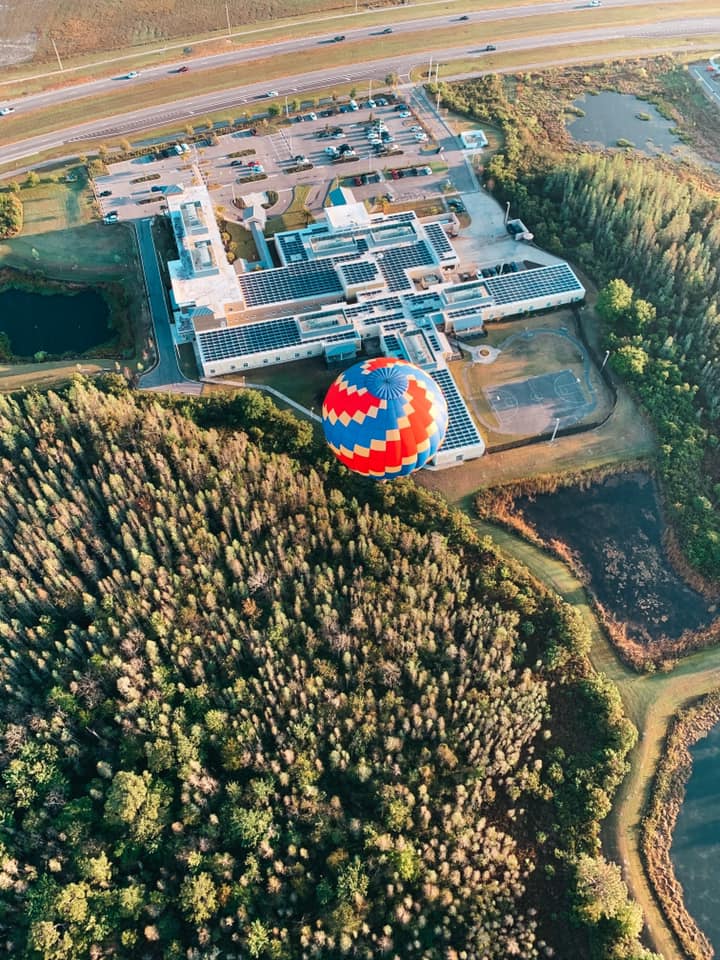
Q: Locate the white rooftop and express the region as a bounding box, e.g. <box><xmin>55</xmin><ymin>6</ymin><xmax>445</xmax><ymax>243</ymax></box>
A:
<box><xmin>324</xmin><ymin>201</ymin><xmax>372</xmax><ymax>233</ymax></box>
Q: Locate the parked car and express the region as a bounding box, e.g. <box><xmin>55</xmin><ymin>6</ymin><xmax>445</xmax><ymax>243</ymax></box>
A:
<box><xmin>0</xmin><ymin>106</ymin><xmax>15</xmax><ymax>115</ymax></box>
<box><xmin>353</xmin><ymin>176</ymin><xmax>363</xmax><ymax>186</ymax></box>
<box><xmin>325</xmin><ymin>146</ymin><xmax>339</xmax><ymax>156</ymax></box>
<box><xmin>99</xmin><ymin>189</ymin><xmax>113</xmax><ymax>197</ymax></box>
<box><xmin>303</xmin><ymin>112</ymin><xmax>317</xmax><ymax>121</ymax></box>
<box><xmin>375</xmin><ymin>97</ymin><xmax>388</xmax><ymax>106</ymax></box>
<box><xmin>331</xmin><ymin>131</ymin><xmax>346</xmax><ymax>138</ymax></box>
<box><xmin>366</xmin><ymin>99</ymin><xmax>376</xmax><ymax>109</ymax></box>
<box><xmin>230</xmin><ymin>159</ymin><xmax>246</xmax><ymax>166</ymax></box>
<box><xmin>338</xmin><ymin>143</ymin><xmax>353</xmax><ymax>153</ymax></box>
<box><xmin>103</xmin><ymin>211</ymin><xmax>119</xmax><ymax>223</ymax></box>
<box><xmin>399</xmin><ymin>110</ymin><xmax>411</xmax><ymax>118</ymax></box>
<box><xmin>294</xmin><ymin>154</ymin><xmax>309</xmax><ymax>163</ymax></box>
<box><xmin>150</xmin><ymin>185</ymin><xmax>164</xmax><ymax>192</ymax></box>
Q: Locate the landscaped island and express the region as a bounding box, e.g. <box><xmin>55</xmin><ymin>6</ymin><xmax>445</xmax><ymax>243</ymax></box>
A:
<box><xmin>0</xmin><ymin>379</ymin><xmax>654</xmax><ymax>959</ymax></box>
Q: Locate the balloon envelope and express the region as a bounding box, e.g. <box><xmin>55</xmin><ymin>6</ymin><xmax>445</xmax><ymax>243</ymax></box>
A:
<box><xmin>321</xmin><ymin>357</ymin><xmax>448</xmax><ymax>479</ymax></box>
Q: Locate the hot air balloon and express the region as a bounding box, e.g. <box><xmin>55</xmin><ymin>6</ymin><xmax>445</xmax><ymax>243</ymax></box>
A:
<box><xmin>321</xmin><ymin>356</ymin><xmax>448</xmax><ymax>479</ymax></box>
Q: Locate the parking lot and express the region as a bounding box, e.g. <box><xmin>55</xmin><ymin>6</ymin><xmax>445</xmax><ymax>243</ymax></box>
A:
<box><xmin>94</xmin><ymin>97</ymin><xmax>451</xmax><ymax>223</ymax></box>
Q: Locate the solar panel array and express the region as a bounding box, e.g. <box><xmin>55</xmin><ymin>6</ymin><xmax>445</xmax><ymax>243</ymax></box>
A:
<box><xmin>238</xmin><ymin>260</ymin><xmax>343</xmax><ymax>307</ymax></box>
<box><xmin>484</xmin><ymin>263</ymin><xmax>583</xmax><ymax>306</ymax></box>
<box><xmin>426</xmin><ymin>330</ymin><xmax>443</xmax><ymax>354</ymax></box>
<box><xmin>424</xmin><ymin>222</ymin><xmax>456</xmax><ymax>262</ymax></box>
<box><xmin>431</xmin><ymin>369</ymin><xmax>484</xmax><ymax>452</ymax></box>
<box><xmin>406</xmin><ymin>291</ymin><xmax>444</xmax><ymax>316</ymax></box>
<box><xmin>447</xmin><ymin>306</ymin><xmax>484</xmax><ymax>319</ymax></box>
<box><xmin>339</xmin><ymin>260</ymin><xmax>379</xmax><ymax>285</ymax></box>
<box><xmin>384</xmin><ymin>211</ymin><xmax>416</xmax><ymax>224</ymax></box>
<box><xmin>276</xmin><ymin>232</ymin><xmax>308</xmax><ymax>264</ymax></box>
<box><xmin>378</xmin><ymin>241</ymin><xmax>435</xmax><ymax>292</ymax></box>
<box><xmin>382</xmin><ymin>334</ymin><xmax>403</xmax><ymax>354</ymax></box>
<box><xmin>199</xmin><ymin>318</ymin><xmax>300</xmax><ymax>362</ymax></box>
<box><xmin>344</xmin><ymin>296</ymin><xmax>403</xmax><ymax>318</ymax></box>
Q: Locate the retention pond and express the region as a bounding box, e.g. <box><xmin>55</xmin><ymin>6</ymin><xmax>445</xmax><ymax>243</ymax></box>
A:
<box><xmin>567</xmin><ymin>91</ymin><xmax>682</xmax><ymax>155</ymax></box>
<box><xmin>0</xmin><ymin>286</ymin><xmax>112</xmax><ymax>357</ymax></box>
<box><xmin>671</xmin><ymin>721</ymin><xmax>720</xmax><ymax>952</ymax></box>
<box><xmin>516</xmin><ymin>472</ymin><xmax>716</xmax><ymax>647</ymax></box>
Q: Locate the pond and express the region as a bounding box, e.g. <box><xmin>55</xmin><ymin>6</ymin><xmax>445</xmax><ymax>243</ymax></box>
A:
<box><xmin>516</xmin><ymin>472</ymin><xmax>715</xmax><ymax>645</ymax></box>
<box><xmin>567</xmin><ymin>91</ymin><xmax>682</xmax><ymax>155</ymax></box>
<box><xmin>671</xmin><ymin>721</ymin><xmax>720</xmax><ymax>952</ymax></box>
<box><xmin>0</xmin><ymin>286</ymin><xmax>112</xmax><ymax>358</ymax></box>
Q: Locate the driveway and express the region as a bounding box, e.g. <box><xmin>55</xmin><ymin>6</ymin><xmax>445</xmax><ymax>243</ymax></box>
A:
<box><xmin>136</xmin><ymin>217</ymin><xmax>186</xmax><ymax>388</ymax></box>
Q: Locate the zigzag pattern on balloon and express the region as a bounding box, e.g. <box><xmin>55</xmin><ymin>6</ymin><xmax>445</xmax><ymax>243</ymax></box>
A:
<box><xmin>321</xmin><ymin>357</ymin><xmax>448</xmax><ymax>479</ymax></box>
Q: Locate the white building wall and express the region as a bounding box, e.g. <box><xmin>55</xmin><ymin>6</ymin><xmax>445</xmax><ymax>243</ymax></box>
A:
<box><xmin>197</xmin><ymin>340</ymin><xmax>326</xmax><ymax>377</ymax></box>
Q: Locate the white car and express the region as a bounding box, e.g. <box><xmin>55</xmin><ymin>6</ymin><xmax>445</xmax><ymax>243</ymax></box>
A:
<box><xmin>588</xmin><ymin>0</ymin><xmax>600</xmax><ymax>5</ymax></box>
<box><xmin>266</xmin><ymin>89</ymin><xmax>279</xmax><ymax>97</ymax></box>
<box><xmin>0</xmin><ymin>106</ymin><xmax>15</xmax><ymax>116</ymax></box>
<box><xmin>125</xmin><ymin>71</ymin><xmax>139</xmax><ymax>79</ymax></box>
<box><xmin>414</xmin><ymin>132</ymin><xmax>428</xmax><ymax>141</ymax></box>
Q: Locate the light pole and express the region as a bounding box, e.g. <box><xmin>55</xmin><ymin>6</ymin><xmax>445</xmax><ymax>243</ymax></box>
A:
<box><xmin>225</xmin><ymin>3</ymin><xmax>231</xmax><ymax>36</ymax></box>
<box><xmin>504</xmin><ymin>201</ymin><xmax>511</xmax><ymax>224</ymax></box>
<box><xmin>601</xmin><ymin>349</ymin><xmax>610</xmax><ymax>371</ymax></box>
<box><xmin>550</xmin><ymin>417</ymin><xmax>560</xmax><ymax>444</ymax></box>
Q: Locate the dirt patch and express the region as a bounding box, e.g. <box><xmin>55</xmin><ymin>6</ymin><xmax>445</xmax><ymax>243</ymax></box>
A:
<box><xmin>515</xmin><ymin>472</ymin><xmax>718</xmax><ymax>649</ymax></box>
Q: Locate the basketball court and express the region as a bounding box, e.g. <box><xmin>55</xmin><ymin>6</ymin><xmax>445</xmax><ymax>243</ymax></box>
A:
<box><xmin>485</xmin><ymin>368</ymin><xmax>589</xmax><ymax>435</ymax></box>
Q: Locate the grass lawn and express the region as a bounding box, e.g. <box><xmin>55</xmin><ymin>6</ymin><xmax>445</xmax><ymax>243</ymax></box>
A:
<box><xmin>265</xmin><ymin>184</ymin><xmax>311</xmax><ymax>235</ymax></box>
<box><xmin>221</xmin><ymin>218</ymin><xmax>259</xmax><ymax>263</ymax></box>
<box><xmin>2</xmin><ymin>2</ymin><xmax>717</xmax><ymax>151</ymax></box>
<box><xmin>241</xmin><ymin>354</ymin><xmax>358</xmax><ymax>411</ymax></box>
<box><xmin>0</xmin><ymin>220</ymin><xmax>138</xmax><ymax>281</ymax></box>
<box><xmin>0</xmin><ymin>163</ymin><xmax>96</xmax><ymax>234</ymax></box>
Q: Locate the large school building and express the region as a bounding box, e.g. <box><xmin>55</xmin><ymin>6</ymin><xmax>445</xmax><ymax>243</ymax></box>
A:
<box><xmin>165</xmin><ymin>184</ymin><xmax>585</xmax><ymax>467</ymax></box>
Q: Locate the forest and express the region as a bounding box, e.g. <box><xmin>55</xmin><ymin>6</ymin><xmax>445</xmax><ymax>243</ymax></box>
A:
<box><xmin>0</xmin><ymin>379</ymin><xmax>654</xmax><ymax>959</ymax></box>
<box><xmin>436</xmin><ymin>66</ymin><xmax>720</xmax><ymax>581</ymax></box>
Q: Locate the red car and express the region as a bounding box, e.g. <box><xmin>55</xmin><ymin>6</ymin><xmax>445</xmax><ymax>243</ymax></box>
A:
<box><xmin>176</xmin><ymin>65</ymin><xmax>189</xmax><ymax>73</ymax></box>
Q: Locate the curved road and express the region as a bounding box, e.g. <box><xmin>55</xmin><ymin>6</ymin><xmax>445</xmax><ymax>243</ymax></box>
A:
<box><xmin>2</xmin><ymin>16</ymin><xmax>719</xmax><ymax>167</ymax></box>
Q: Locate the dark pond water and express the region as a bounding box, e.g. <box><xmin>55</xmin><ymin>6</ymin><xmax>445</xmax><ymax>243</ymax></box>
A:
<box><xmin>568</xmin><ymin>91</ymin><xmax>682</xmax><ymax>155</ymax></box>
<box><xmin>517</xmin><ymin>472</ymin><xmax>715</xmax><ymax>644</ymax></box>
<box><xmin>671</xmin><ymin>722</ymin><xmax>720</xmax><ymax>952</ymax></box>
<box><xmin>0</xmin><ymin>287</ymin><xmax>112</xmax><ymax>357</ymax></box>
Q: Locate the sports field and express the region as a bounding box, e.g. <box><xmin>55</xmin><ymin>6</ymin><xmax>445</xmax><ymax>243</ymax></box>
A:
<box><xmin>456</xmin><ymin>309</ymin><xmax>612</xmax><ymax>446</ymax></box>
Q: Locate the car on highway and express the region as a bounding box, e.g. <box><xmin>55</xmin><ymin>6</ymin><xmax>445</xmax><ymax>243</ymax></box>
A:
<box><xmin>0</xmin><ymin>106</ymin><xmax>15</xmax><ymax>115</ymax></box>
<box><xmin>380</xmin><ymin>27</ymin><xmax>393</xmax><ymax>35</ymax></box>
<box><xmin>588</xmin><ymin>0</ymin><xmax>600</xmax><ymax>5</ymax></box>
<box><xmin>99</xmin><ymin>189</ymin><xmax>113</xmax><ymax>197</ymax></box>
<box><xmin>124</xmin><ymin>71</ymin><xmax>139</xmax><ymax>79</ymax></box>
<box><xmin>484</xmin><ymin>44</ymin><xmax>497</xmax><ymax>51</ymax></box>
<box><xmin>175</xmin><ymin>65</ymin><xmax>189</xmax><ymax>73</ymax></box>
<box><xmin>266</xmin><ymin>90</ymin><xmax>279</xmax><ymax>97</ymax></box>
<box><xmin>332</xmin><ymin>35</ymin><xmax>346</xmax><ymax>42</ymax></box>
<box><xmin>458</xmin><ymin>15</ymin><xmax>469</xmax><ymax>21</ymax></box>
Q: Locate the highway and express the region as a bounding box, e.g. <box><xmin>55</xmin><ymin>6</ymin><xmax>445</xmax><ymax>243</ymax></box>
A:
<box><xmin>0</xmin><ymin>0</ymin><xmax>706</xmax><ymax>113</ymax></box>
<box><xmin>2</xmin><ymin>15</ymin><xmax>719</xmax><ymax>168</ymax></box>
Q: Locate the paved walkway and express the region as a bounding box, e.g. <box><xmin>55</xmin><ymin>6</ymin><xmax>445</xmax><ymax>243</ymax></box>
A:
<box><xmin>136</xmin><ymin>217</ymin><xmax>187</xmax><ymax>389</ymax></box>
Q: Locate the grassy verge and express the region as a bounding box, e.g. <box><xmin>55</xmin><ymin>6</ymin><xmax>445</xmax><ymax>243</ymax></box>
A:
<box><xmin>0</xmin><ymin>0</ymin><xmax>539</xmax><ymax>90</ymax></box>
<box><xmin>470</xmin><ymin>517</ymin><xmax>720</xmax><ymax>960</ymax></box>
<box><xmin>0</xmin><ymin>358</ymin><xmax>116</xmax><ymax>392</ymax></box>
<box><xmin>1</xmin><ymin>3</ymin><xmax>717</xmax><ymax>148</ymax></box>
<box><xmin>410</xmin><ymin>33</ymin><xmax>720</xmax><ymax>84</ymax></box>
